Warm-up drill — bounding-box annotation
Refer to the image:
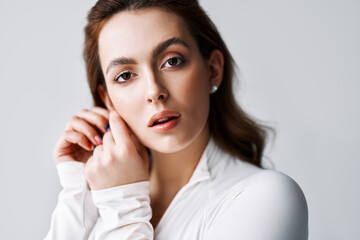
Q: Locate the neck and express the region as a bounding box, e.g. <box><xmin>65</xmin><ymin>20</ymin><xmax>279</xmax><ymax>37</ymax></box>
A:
<box><xmin>149</xmin><ymin>125</ymin><xmax>210</xmax><ymax>198</ymax></box>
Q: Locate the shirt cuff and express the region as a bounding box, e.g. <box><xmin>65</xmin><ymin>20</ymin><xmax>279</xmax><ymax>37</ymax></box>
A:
<box><xmin>89</xmin><ymin>181</ymin><xmax>152</xmax><ymax>238</ymax></box>
<box><xmin>91</xmin><ymin>181</ymin><xmax>150</xmax><ymax>205</ymax></box>
<box><xmin>56</xmin><ymin>161</ymin><xmax>87</xmax><ymax>189</ymax></box>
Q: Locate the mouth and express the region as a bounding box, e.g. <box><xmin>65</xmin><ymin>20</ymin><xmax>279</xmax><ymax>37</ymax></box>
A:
<box><xmin>148</xmin><ymin>110</ymin><xmax>181</xmax><ymax>132</ymax></box>
<box><xmin>152</xmin><ymin>116</ymin><xmax>178</xmax><ymax>125</ymax></box>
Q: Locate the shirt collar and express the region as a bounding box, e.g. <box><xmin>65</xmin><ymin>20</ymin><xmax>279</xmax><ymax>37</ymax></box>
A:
<box><xmin>171</xmin><ymin>136</ymin><xmax>224</xmax><ymax>199</ymax></box>
<box><xmin>186</xmin><ymin>136</ymin><xmax>218</xmax><ymax>185</ymax></box>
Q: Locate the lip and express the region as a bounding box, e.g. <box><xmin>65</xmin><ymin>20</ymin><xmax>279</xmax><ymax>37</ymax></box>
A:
<box><xmin>148</xmin><ymin>110</ymin><xmax>181</xmax><ymax>132</ymax></box>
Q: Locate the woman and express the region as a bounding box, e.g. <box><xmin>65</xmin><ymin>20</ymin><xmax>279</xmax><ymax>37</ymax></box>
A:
<box><xmin>46</xmin><ymin>0</ymin><xmax>308</xmax><ymax>239</ymax></box>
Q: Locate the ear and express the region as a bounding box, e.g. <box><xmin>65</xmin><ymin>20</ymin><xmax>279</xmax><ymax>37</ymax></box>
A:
<box><xmin>98</xmin><ymin>84</ymin><xmax>115</xmax><ymax>110</ymax></box>
<box><xmin>208</xmin><ymin>49</ymin><xmax>224</xmax><ymax>92</ymax></box>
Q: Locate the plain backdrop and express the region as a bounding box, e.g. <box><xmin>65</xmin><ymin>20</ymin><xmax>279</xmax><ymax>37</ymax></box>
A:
<box><xmin>0</xmin><ymin>0</ymin><xmax>359</xmax><ymax>239</ymax></box>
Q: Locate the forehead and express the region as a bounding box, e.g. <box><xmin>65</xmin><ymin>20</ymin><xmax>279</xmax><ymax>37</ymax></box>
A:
<box><xmin>98</xmin><ymin>8</ymin><xmax>194</xmax><ymax>63</ymax></box>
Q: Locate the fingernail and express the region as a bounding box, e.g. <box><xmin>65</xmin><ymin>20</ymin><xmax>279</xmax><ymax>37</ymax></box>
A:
<box><xmin>105</xmin><ymin>124</ymin><xmax>110</xmax><ymax>132</ymax></box>
<box><xmin>94</xmin><ymin>135</ymin><xmax>102</xmax><ymax>145</ymax></box>
<box><xmin>88</xmin><ymin>142</ymin><xmax>93</xmax><ymax>150</ymax></box>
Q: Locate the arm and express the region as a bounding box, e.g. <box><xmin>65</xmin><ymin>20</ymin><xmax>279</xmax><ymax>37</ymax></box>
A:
<box><xmin>89</xmin><ymin>181</ymin><xmax>153</xmax><ymax>239</ymax></box>
<box><xmin>84</xmin><ymin>110</ymin><xmax>153</xmax><ymax>239</ymax></box>
<box><xmin>44</xmin><ymin>162</ymin><xmax>98</xmax><ymax>240</ymax></box>
<box><xmin>205</xmin><ymin>171</ymin><xmax>308</xmax><ymax>240</ymax></box>
<box><xmin>46</xmin><ymin>107</ymin><xmax>110</xmax><ymax>239</ymax></box>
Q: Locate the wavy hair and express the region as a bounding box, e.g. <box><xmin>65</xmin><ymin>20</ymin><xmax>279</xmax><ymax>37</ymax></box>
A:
<box><xmin>84</xmin><ymin>0</ymin><xmax>272</xmax><ymax>167</ymax></box>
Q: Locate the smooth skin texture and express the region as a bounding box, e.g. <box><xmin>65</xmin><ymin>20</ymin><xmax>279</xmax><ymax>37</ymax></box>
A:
<box><xmin>52</xmin><ymin>7</ymin><xmax>224</xmax><ymax>228</ymax></box>
<box><xmin>97</xmin><ymin>8</ymin><xmax>223</xmax><ymax>214</ymax></box>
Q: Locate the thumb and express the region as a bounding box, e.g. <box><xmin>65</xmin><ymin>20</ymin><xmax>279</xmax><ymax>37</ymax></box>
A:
<box><xmin>129</xmin><ymin>129</ymin><xmax>141</xmax><ymax>153</ymax></box>
<box><xmin>128</xmin><ymin>129</ymin><xmax>149</xmax><ymax>166</ymax></box>
<box><xmin>128</xmin><ymin>129</ymin><xmax>145</xmax><ymax>152</ymax></box>
<box><xmin>108</xmin><ymin>110</ymin><xmax>131</xmax><ymax>146</ymax></box>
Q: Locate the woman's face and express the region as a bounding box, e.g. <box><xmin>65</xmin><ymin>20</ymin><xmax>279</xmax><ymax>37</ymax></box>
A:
<box><xmin>98</xmin><ymin>8</ymin><xmax>216</xmax><ymax>153</ymax></box>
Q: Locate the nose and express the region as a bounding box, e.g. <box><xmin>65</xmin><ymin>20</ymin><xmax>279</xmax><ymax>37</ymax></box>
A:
<box><xmin>145</xmin><ymin>72</ymin><xmax>169</xmax><ymax>104</ymax></box>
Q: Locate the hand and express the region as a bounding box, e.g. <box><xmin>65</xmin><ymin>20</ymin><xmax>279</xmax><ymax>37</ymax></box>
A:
<box><xmin>85</xmin><ymin>110</ymin><xmax>150</xmax><ymax>190</ymax></box>
<box><xmin>52</xmin><ymin>107</ymin><xmax>110</xmax><ymax>164</ymax></box>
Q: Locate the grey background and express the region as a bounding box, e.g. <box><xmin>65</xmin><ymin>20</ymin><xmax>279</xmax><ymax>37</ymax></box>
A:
<box><xmin>0</xmin><ymin>0</ymin><xmax>359</xmax><ymax>239</ymax></box>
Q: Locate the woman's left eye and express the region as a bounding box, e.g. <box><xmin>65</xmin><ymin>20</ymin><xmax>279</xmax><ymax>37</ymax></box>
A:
<box><xmin>162</xmin><ymin>57</ymin><xmax>185</xmax><ymax>68</ymax></box>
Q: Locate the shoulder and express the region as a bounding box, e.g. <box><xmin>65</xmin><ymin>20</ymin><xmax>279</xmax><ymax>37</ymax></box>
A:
<box><xmin>210</xmin><ymin>152</ymin><xmax>307</xmax><ymax>208</ymax></box>
<box><xmin>206</xmin><ymin>170</ymin><xmax>309</xmax><ymax>239</ymax></box>
<box><xmin>242</xmin><ymin>170</ymin><xmax>307</xmax><ymax>198</ymax></box>
<box><xmin>229</xmin><ymin>170</ymin><xmax>308</xmax><ymax>216</ymax></box>
<box><xmin>218</xmin><ymin>170</ymin><xmax>307</xmax><ymax>211</ymax></box>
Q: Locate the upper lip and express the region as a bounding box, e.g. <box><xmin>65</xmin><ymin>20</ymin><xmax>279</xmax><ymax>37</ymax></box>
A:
<box><xmin>148</xmin><ymin>110</ymin><xmax>181</xmax><ymax>127</ymax></box>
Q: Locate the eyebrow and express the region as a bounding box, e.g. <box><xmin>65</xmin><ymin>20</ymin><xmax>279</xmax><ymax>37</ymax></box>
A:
<box><xmin>152</xmin><ymin>37</ymin><xmax>189</xmax><ymax>60</ymax></box>
<box><xmin>105</xmin><ymin>37</ymin><xmax>189</xmax><ymax>75</ymax></box>
<box><xmin>105</xmin><ymin>57</ymin><xmax>137</xmax><ymax>75</ymax></box>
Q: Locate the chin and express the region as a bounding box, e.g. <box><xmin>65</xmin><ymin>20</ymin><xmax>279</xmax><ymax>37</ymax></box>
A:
<box><xmin>144</xmin><ymin>132</ymin><xmax>196</xmax><ymax>154</ymax></box>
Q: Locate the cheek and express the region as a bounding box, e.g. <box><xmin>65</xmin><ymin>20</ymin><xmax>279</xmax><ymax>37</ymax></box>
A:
<box><xmin>178</xmin><ymin>65</ymin><xmax>210</xmax><ymax>121</ymax></box>
<box><xmin>108</xmin><ymin>88</ymin><xmax>144</xmax><ymax>126</ymax></box>
<box><xmin>175</xmin><ymin>62</ymin><xmax>209</xmax><ymax>98</ymax></box>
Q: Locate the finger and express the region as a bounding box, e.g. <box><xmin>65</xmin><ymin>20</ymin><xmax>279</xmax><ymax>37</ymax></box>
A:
<box><xmin>128</xmin><ymin>128</ymin><xmax>142</xmax><ymax>153</ymax></box>
<box><xmin>109</xmin><ymin>110</ymin><xmax>132</xmax><ymax>147</ymax></box>
<box><xmin>92</xmin><ymin>144</ymin><xmax>103</xmax><ymax>157</ymax></box>
<box><xmin>77</xmin><ymin>108</ymin><xmax>109</xmax><ymax>133</ymax></box>
<box><xmin>102</xmin><ymin>131</ymin><xmax>115</xmax><ymax>152</ymax></box>
<box><xmin>63</xmin><ymin>130</ymin><xmax>94</xmax><ymax>151</ymax></box>
<box><xmin>128</xmin><ymin>130</ymin><xmax>149</xmax><ymax>163</ymax></box>
<box><xmin>92</xmin><ymin>106</ymin><xmax>110</xmax><ymax>121</ymax></box>
<box><xmin>67</xmin><ymin>116</ymin><xmax>103</xmax><ymax>146</ymax></box>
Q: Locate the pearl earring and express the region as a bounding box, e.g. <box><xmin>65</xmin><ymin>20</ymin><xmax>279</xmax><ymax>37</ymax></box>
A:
<box><xmin>211</xmin><ymin>85</ymin><xmax>218</xmax><ymax>94</ymax></box>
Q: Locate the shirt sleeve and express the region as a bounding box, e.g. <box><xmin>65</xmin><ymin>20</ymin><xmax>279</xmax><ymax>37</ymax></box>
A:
<box><xmin>44</xmin><ymin>161</ymin><xmax>99</xmax><ymax>240</ymax></box>
<box><xmin>205</xmin><ymin>170</ymin><xmax>309</xmax><ymax>240</ymax></box>
<box><xmin>89</xmin><ymin>181</ymin><xmax>154</xmax><ymax>239</ymax></box>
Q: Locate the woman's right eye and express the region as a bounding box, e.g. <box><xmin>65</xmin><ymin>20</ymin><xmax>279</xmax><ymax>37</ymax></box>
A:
<box><xmin>114</xmin><ymin>71</ymin><xmax>135</xmax><ymax>83</ymax></box>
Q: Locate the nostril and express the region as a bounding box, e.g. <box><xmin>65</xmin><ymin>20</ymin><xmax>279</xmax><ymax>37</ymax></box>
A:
<box><xmin>147</xmin><ymin>88</ymin><xmax>168</xmax><ymax>103</ymax></box>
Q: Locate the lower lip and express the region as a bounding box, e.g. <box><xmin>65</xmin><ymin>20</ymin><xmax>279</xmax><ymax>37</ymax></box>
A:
<box><xmin>150</xmin><ymin>117</ymin><xmax>181</xmax><ymax>133</ymax></box>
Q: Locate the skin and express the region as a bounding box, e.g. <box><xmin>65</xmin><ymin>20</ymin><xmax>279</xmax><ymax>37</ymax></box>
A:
<box><xmin>52</xmin><ymin>7</ymin><xmax>224</xmax><ymax>228</ymax></box>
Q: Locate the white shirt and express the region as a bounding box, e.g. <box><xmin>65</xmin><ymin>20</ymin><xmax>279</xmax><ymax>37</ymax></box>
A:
<box><xmin>45</xmin><ymin>137</ymin><xmax>308</xmax><ymax>240</ymax></box>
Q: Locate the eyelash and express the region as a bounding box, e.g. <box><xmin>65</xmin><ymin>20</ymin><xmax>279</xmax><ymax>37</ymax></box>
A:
<box><xmin>113</xmin><ymin>56</ymin><xmax>185</xmax><ymax>83</ymax></box>
<box><xmin>114</xmin><ymin>71</ymin><xmax>137</xmax><ymax>83</ymax></box>
<box><xmin>161</xmin><ymin>56</ymin><xmax>185</xmax><ymax>69</ymax></box>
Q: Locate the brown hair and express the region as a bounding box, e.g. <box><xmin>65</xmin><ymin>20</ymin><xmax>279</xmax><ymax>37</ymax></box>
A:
<box><xmin>84</xmin><ymin>0</ymin><xmax>272</xmax><ymax>167</ymax></box>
